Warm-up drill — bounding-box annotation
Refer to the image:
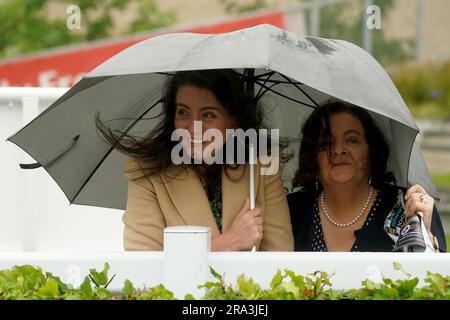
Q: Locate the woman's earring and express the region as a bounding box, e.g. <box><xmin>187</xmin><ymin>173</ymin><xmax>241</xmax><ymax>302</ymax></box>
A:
<box><xmin>368</xmin><ymin>177</ymin><xmax>372</xmax><ymax>185</ymax></box>
<box><xmin>315</xmin><ymin>180</ymin><xmax>319</xmax><ymax>191</ymax></box>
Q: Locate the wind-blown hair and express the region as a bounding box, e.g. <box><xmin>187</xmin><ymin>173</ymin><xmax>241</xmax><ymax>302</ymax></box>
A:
<box><xmin>96</xmin><ymin>69</ymin><xmax>265</xmax><ymax>183</ymax></box>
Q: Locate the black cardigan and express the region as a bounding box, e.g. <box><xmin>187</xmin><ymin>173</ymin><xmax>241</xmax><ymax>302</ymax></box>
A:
<box><xmin>287</xmin><ymin>184</ymin><xmax>447</xmax><ymax>252</ymax></box>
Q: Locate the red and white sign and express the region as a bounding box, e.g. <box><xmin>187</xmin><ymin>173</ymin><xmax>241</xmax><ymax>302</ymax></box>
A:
<box><xmin>0</xmin><ymin>12</ymin><xmax>284</xmax><ymax>88</ymax></box>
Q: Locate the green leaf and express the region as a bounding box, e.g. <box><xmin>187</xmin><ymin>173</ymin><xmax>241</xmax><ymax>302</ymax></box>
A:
<box><xmin>401</xmin><ymin>278</ymin><xmax>419</xmax><ymax>294</ymax></box>
<box><xmin>38</xmin><ymin>278</ymin><xmax>60</xmax><ymax>299</ymax></box>
<box><xmin>198</xmin><ymin>281</ymin><xmax>221</xmax><ymax>290</ymax></box>
<box><xmin>425</xmin><ymin>273</ymin><xmax>447</xmax><ymax>293</ymax></box>
<box><xmin>393</xmin><ymin>262</ymin><xmax>411</xmax><ymax>277</ymax></box>
<box><xmin>122</xmin><ymin>279</ymin><xmax>134</xmax><ymax>296</ymax></box>
<box><xmin>284</xmin><ymin>270</ymin><xmax>306</xmax><ymax>292</ymax></box>
<box><xmin>209</xmin><ymin>267</ymin><xmax>222</xmax><ymax>281</ymax></box>
<box><xmin>46</xmin><ymin>272</ymin><xmax>70</xmax><ymax>293</ymax></box>
<box><xmin>80</xmin><ymin>276</ymin><xmax>93</xmax><ymax>299</ymax></box>
<box><xmin>270</xmin><ymin>269</ymin><xmax>283</xmax><ymax>288</ymax></box>
<box><xmin>280</xmin><ymin>281</ymin><xmax>300</xmax><ymax>299</ymax></box>
<box><xmin>236</xmin><ymin>274</ymin><xmax>261</xmax><ymax>299</ymax></box>
<box><xmin>89</xmin><ymin>263</ymin><xmax>110</xmax><ymax>287</ymax></box>
<box><xmin>96</xmin><ymin>287</ymin><xmax>113</xmax><ymax>300</ymax></box>
<box><xmin>142</xmin><ymin>284</ymin><xmax>176</xmax><ymax>300</ymax></box>
<box><xmin>363</xmin><ymin>279</ymin><xmax>377</xmax><ymax>290</ymax></box>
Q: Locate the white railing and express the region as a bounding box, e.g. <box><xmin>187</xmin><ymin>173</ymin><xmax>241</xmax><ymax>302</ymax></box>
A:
<box><xmin>0</xmin><ymin>227</ymin><xmax>448</xmax><ymax>298</ymax></box>
<box><xmin>0</xmin><ymin>86</ymin><xmax>124</xmax><ymax>252</ymax></box>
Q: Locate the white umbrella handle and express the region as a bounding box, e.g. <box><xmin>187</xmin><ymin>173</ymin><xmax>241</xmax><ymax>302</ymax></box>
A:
<box><xmin>249</xmin><ymin>143</ymin><xmax>256</xmax><ymax>252</ymax></box>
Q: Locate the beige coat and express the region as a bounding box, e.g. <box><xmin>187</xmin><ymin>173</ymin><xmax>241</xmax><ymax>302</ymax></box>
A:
<box><xmin>122</xmin><ymin>157</ymin><xmax>294</xmax><ymax>251</ymax></box>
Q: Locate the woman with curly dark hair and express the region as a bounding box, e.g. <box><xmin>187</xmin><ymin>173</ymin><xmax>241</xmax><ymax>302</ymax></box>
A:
<box><xmin>288</xmin><ymin>100</ymin><xmax>446</xmax><ymax>252</ymax></box>
<box><xmin>97</xmin><ymin>69</ymin><xmax>293</xmax><ymax>251</ymax></box>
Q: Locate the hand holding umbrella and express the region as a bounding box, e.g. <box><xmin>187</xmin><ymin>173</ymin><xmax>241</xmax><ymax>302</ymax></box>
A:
<box><xmin>213</xmin><ymin>198</ymin><xmax>263</xmax><ymax>251</ymax></box>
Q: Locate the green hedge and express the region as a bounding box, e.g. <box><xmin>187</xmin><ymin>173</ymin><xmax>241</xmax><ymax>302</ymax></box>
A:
<box><xmin>0</xmin><ymin>263</ymin><xmax>448</xmax><ymax>300</ymax></box>
<box><xmin>390</xmin><ymin>60</ymin><xmax>450</xmax><ymax>119</ymax></box>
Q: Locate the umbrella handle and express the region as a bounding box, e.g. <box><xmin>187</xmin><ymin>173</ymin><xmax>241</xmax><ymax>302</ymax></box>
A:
<box><xmin>19</xmin><ymin>134</ymin><xmax>80</xmax><ymax>169</ymax></box>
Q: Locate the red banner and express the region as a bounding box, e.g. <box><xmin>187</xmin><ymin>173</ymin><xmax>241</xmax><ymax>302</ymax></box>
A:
<box><xmin>0</xmin><ymin>12</ymin><xmax>284</xmax><ymax>87</ymax></box>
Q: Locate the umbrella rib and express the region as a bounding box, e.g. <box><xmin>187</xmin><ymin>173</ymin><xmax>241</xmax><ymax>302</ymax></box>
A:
<box><xmin>255</xmin><ymin>72</ymin><xmax>276</xmax><ymax>102</ymax></box>
<box><xmin>252</xmin><ymin>71</ymin><xmax>303</xmax><ymax>85</ymax></box>
<box><xmin>100</xmin><ymin>112</ymin><xmax>163</xmax><ymax>122</ymax></box>
<box><xmin>70</xmin><ymin>98</ymin><xmax>163</xmax><ymax>204</ymax></box>
<box><xmin>278</xmin><ymin>73</ymin><xmax>319</xmax><ymax>107</ymax></box>
<box><xmin>258</xmin><ymin>79</ymin><xmax>303</xmax><ymax>85</ymax></box>
<box><xmin>155</xmin><ymin>72</ymin><xmax>175</xmax><ymax>76</ymax></box>
<box><xmin>242</xmin><ymin>71</ymin><xmax>302</xmax><ymax>85</ymax></box>
<box><xmin>256</xmin><ymin>82</ymin><xmax>280</xmax><ymax>102</ymax></box>
<box><xmin>254</xmin><ymin>80</ymin><xmax>317</xmax><ymax>109</ymax></box>
<box><xmin>253</xmin><ymin>71</ymin><xmax>277</xmax><ymax>79</ymax></box>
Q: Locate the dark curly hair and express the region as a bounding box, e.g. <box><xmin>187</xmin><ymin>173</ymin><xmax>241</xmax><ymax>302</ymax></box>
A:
<box><xmin>292</xmin><ymin>100</ymin><xmax>395</xmax><ymax>192</ymax></box>
<box><xmin>96</xmin><ymin>69</ymin><xmax>266</xmax><ymax>184</ymax></box>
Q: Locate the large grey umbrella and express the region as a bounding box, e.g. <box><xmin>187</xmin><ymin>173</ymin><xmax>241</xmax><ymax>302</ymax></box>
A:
<box><xmin>7</xmin><ymin>24</ymin><xmax>437</xmax><ymax>210</ymax></box>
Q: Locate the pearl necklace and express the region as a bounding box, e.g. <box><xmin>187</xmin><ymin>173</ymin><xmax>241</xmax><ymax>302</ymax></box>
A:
<box><xmin>320</xmin><ymin>186</ymin><xmax>373</xmax><ymax>228</ymax></box>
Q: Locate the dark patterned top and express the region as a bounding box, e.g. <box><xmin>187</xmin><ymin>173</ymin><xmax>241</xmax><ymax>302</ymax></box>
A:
<box><xmin>207</xmin><ymin>174</ymin><xmax>223</xmax><ymax>232</ymax></box>
<box><xmin>308</xmin><ymin>190</ymin><xmax>382</xmax><ymax>252</ymax></box>
<box><xmin>288</xmin><ymin>183</ymin><xmax>447</xmax><ymax>252</ymax></box>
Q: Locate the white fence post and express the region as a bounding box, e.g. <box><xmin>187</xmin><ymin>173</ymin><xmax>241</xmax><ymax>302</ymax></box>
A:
<box><xmin>20</xmin><ymin>96</ymin><xmax>40</xmax><ymax>252</ymax></box>
<box><xmin>163</xmin><ymin>226</ymin><xmax>210</xmax><ymax>298</ymax></box>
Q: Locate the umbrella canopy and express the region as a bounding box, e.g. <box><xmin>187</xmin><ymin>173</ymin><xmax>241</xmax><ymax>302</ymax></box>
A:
<box><xmin>7</xmin><ymin>24</ymin><xmax>437</xmax><ymax>210</ymax></box>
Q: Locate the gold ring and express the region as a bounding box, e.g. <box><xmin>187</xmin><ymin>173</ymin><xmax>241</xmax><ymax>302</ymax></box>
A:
<box><xmin>419</xmin><ymin>194</ymin><xmax>424</xmax><ymax>202</ymax></box>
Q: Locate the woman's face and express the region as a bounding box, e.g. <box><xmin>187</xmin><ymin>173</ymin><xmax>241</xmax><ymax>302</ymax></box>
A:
<box><xmin>317</xmin><ymin>112</ymin><xmax>371</xmax><ymax>187</ymax></box>
<box><xmin>174</xmin><ymin>85</ymin><xmax>236</xmax><ymax>161</ymax></box>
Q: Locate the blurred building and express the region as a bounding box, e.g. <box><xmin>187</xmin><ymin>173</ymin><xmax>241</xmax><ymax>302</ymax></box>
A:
<box><xmin>383</xmin><ymin>0</ymin><xmax>450</xmax><ymax>63</ymax></box>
